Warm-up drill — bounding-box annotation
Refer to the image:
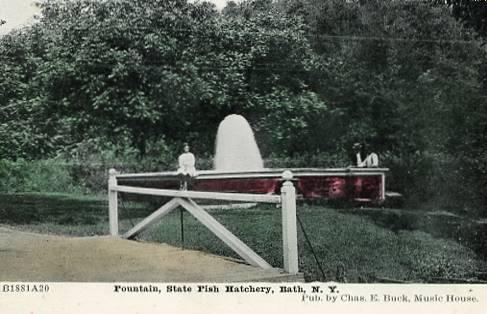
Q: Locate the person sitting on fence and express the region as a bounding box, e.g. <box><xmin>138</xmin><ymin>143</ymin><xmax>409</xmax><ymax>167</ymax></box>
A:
<box><xmin>352</xmin><ymin>143</ymin><xmax>379</xmax><ymax>168</ymax></box>
<box><xmin>176</xmin><ymin>143</ymin><xmax>197</xmax><ymax>190</ymax></box>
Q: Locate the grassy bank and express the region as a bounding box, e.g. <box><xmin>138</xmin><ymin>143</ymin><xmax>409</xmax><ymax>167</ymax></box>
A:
<box><xmin>1</xmin><ymin>193</ymin><xmax>485</xmax><ymax>282</ymax></box>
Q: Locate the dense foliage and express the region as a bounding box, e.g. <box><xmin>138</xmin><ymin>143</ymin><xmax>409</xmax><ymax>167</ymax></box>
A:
<box><xmin>447</xmin><ymin>0</ymin><xmax>487</xmax><ymax>38</ymax></box>
<box><xmin>1</xmin><ymin>0</ymin><xmax>486</xmax><ymax>214</ymax></box>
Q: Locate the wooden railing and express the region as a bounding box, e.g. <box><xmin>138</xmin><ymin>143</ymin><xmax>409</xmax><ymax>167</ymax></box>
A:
<box><xmin>108</xmin><ymin>169</ymin><xmax>299</xmax><ymax>275</ymax></box>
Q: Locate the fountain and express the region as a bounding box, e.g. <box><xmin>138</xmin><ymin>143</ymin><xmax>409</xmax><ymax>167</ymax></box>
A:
<box><xmin>116</xmin><ymin>115</ymin><xmax>389</xmax><ymax>203</ymax></box>
<box><xmin>214</xmin><ymin>114</ymin><xmax>264</xmax><ymax>171</ymax></box>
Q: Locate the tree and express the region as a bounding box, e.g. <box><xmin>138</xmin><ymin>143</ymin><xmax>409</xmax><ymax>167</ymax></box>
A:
<box><xmin>0</xmin><ymin>0</ymin><xmax>326</xmax><ymax>158</ymax></box>
<box><xmin>1</xmin><ymin>0</ymin><xmax>222</xmax><ymax>156</ymax></box>
<box><xmin>275</xmin><ymin>0</ymin><xmax>487</xmax><ymax>211</ymax></box>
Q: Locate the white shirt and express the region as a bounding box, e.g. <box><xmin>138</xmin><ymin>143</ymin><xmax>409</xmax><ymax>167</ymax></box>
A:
<box><xmin>177</xmin><ymin>152</ymin><xmax>197</xmax><ymax>176</ymax></box>
<box><xmin>357</xmin><ymin>152</ymin><xmax>379</xmax><ymax>167</ymax></box>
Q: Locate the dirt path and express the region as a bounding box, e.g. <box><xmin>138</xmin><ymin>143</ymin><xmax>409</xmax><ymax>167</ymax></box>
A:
<box><xmin>0</xmin><ymin>227</ymin><xmax>299</xmax><ymax>282</ymax></box>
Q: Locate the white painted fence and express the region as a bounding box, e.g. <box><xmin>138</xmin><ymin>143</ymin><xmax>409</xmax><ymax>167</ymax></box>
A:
<box><xmin>107</xmin><ymin>169</ymin><xmax>299</xmax><ymax>275</ymax></box>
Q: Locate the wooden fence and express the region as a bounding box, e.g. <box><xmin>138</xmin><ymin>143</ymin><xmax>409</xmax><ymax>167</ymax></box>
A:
<box><xmin>108</xmin><ymin>169</ymin><xmax>299</xmax><ymax>275</ymax></box>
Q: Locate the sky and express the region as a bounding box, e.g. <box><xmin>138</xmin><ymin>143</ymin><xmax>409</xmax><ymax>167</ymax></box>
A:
<box><xmin>0</xmin><ymin>0</ymin><xmax>232</xmax><ymax>35</ymax></box>
<box><xmin>0</xmin><ymin>0</ymin><xmax>40</xmax><ymax>34</ymax></box>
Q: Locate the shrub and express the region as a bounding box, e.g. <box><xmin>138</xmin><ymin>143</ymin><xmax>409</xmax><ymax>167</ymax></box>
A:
<box><xmin>381</xmin><ymin>150</ymin><xmax>485</xmax><ymax>216</ymax></box>
<box><xmin>0</xmin><ymin>159</ymin><xmax>83</xmax><ymax>194</ymax></box>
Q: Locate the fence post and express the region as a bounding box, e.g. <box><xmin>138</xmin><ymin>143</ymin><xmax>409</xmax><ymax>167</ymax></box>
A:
<box><xmin>108</xmin><ymin>168</ymin><xmax>119</xmax><ymax>236</ymax></box>
<box><xmin>381</xmin><ymin>173</ymin><xmax>386</xmax><ymax>201</ymax></box>
<box><xmin>280</xmin><ymin>170</ymin><xmax>299</xmax><ymax>274</ymax></box>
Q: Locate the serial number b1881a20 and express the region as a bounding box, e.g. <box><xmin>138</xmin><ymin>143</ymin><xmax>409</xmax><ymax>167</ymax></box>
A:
<box><xmin>2</xmin><ymin>284</ymin><xmax>50</xmax><ymax>293</ymax></box>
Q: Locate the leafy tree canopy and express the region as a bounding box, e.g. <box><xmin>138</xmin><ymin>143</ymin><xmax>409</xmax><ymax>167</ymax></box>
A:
<box><xmin>1</xmin><ymin>0</ymin><xmax>487</xmax><ymax>211</ymax></box>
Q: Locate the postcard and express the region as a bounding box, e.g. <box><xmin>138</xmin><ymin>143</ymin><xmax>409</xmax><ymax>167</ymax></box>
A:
<box><xmin>1</xmin><ymin>0</ymin><xmax>486</xmax><ymax>313</ymax></box>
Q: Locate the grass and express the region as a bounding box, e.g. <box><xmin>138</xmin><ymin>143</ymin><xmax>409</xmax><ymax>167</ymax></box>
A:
<box><xmin>0</xmin><ymin>192</ymin><xmax>485</xmax><ymax>282</ymax></box>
